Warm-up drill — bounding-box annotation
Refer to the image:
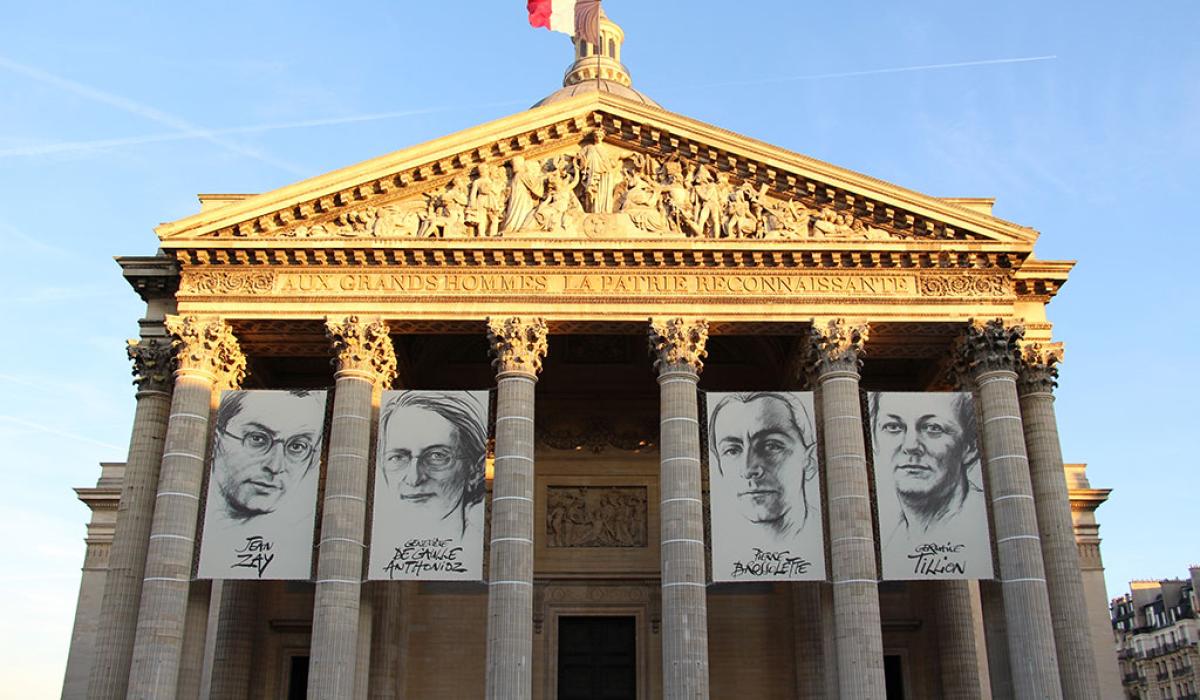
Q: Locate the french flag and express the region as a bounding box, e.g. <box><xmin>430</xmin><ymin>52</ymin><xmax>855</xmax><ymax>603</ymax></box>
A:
<box><xmin>528</xmin><ymin>0</ymin><xmax>601</xmax><ymax>45</ymax></box>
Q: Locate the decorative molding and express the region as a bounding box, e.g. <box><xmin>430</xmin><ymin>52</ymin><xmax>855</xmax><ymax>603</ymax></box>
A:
<box><xmin>918</xmin><ymin>273</ymin><xmax>1009</xmax><ymax>298</ymax></box>
<box><xmin>164</xmin><ymin>315</ymin><xmax>247</xmax><ymax>389</ymax></box>
<box><xmin>127</xmin><ymin>338</ymin><xmax>176</xmax><ymax>393</ymax></box>
<box><xmin>538</xmin><ymin>416</ymin><xmax>655</xmax><ymax>453</ymax></box>
<box><xmin>324</xmin><ymin>315</ymin><xmax>398</xmax><ymax>385</ymax></box>
<box><xmin>1018</xmin><ymin>342</ymin><xmax>1064</xmax><ymax>395</ymax></box>
<box><xmin>546</xmin><ymin>486</ymin><xmax>648</xmax><ymax>548</ymax></box>
<box><xmin>954</xmin><ymin>318</ymin><xmax>1025</xmax><ymax>378</ymax></box>
<box><xmin>486</xmin><ymin>316</ymin><xmax>549</xmax><ymax>376</ymax></box>
<box><xmin>804</xmin><ymin>317</ymin><xmax>869</xmax><ymax>378</ymax></box>
<box><xmin>648</xmin><ymin>317</ymin><xmax>708</xmax><ymax>373</ymax></box>
<box><xmin>182</xmin><ymin>271</ymin><xmax>276</xmax><ymax>295</ymax></box>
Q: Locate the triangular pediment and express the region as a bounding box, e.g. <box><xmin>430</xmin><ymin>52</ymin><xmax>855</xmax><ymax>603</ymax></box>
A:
<box><xmin>155</xmin><ymin>93</ymin><xmax>1038</xmax><ymax>249</ymax></box>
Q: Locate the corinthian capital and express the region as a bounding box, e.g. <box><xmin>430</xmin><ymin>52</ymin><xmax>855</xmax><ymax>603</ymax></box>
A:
<box><xmin>325</xmin><ymin>316</ymin><xmax>398</xmax><ymax>386</ymax></box>
<box><xmin>487</xmin><ymin>317</ymin><xmax>549</xmax><ymax>376</ymax></box>
<box><xmin>804</xmin><ymin>318</ymin><xmax>869</xmax><ymax>378</ymax></box>
<box><xmin>648</xmin><ymin>317</ymin><xmax>709</xmax><ymax>374</ymax></box>
<box><xmin>126</xmin><ymin>338</ymin><xmax>176</xmax><ymax>393</ymax></box>
<box><xmin>1017</xmin><ymin>342</ymin><xmax>1064</xmax><ymax>395</ymax></box>
<box><xmin>164</xmin><ymin>315</ymin><xmax>247</xmax><ymax>389</ymax></box>
<box><xmin>954</xmin><ymin>318</ymin><xmax>1025</xmax><ymax>378</ymax></box>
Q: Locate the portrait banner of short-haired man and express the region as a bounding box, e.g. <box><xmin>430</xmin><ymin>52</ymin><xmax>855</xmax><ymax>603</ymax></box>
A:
<box><xmin>367</xmin><ymin>390</ymin><xmax>489</xmax><ymax>581</ymax></box>
<box><xmin>868</xmin><ymin>392</ymin><xmax>994</xmax><ymax>581</ymax></box>
<box><xmin>706</xmin><ymin>391</ymin><xmax>827</xmax><ymax>582</ymax></box>
<box><xmin>196</xmin><ymin>390</ymin><xmax>329</xmax><ymax>580</ymax></box>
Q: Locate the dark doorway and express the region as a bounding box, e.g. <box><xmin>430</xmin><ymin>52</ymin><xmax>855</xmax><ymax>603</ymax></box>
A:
<box><xmin>557</xmin><ymin>616</ymin><xmax>637</xmax><ymax>700</ymax></box>
<box><xmin>287</xmin><ymin>655</ymin><xmax>309</xmax><ymax>700</ymax></box>
<box><xmin>884</xmin><ymin>654</ymin><xmax>906</xmax><ymax>699</ymax></box>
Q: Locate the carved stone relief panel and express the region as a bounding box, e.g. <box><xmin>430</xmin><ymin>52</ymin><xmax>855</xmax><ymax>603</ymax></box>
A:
<box><xmin>546</xmin><ymin>486</ymin><xmax>648</xmax><ymax>548</ymax></box>
<box><xmin>202</xmin><ymin>129</ymin><xmax>975</xmax><ymax>243</ymax></box>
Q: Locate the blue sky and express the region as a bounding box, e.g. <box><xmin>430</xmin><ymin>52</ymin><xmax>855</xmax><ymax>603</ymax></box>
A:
<box><xmin>1</xmin><ymin>1</ymin><xmax>1196</xmax><ymax>695</ymax></box>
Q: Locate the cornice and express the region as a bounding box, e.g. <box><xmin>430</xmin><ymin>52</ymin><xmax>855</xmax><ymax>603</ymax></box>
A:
<box><xmin>1014</xmin><ymin>258</ymin><xmax>1074</xmax><ymax>300</ymax></box>
<box><xmin>117</xmin><ymin>254</ymin><xmax>179</xmax><ymax>301</ymax></box>
<box><xmin>153</xmin><ymin>92</ymin><xmax>1039</xmax><ymax>248</ymax></box>
<box><xmin>168</xmin><ymin>244</ymin><xmax>1025</xmax><ymax>272</ymax></box>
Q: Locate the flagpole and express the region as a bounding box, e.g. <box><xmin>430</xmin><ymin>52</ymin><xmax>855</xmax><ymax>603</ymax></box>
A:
<box><xmin>595</xmin><ymin>0</ymin><xmax>601</xmax><ymax>92</ymax></box>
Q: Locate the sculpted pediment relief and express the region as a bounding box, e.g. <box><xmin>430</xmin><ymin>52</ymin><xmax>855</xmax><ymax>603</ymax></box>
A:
<box><xmin>158</xmin><ymin>97</ymin><xmax>1038</xmax><ymax>247</ymax></box>
<box><xmin>272</xmin><ymin>135</ymin><xmax>897</xmax><ymax>243</ymax></box>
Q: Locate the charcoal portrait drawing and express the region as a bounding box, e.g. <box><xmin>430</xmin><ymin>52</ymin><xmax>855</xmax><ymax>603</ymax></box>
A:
<box><xmin>368</xmin><ymin>390</ymin><xmax>489</xmax><ymax>580</ymax></box>
<box><xmin>706</xmin><ymin>391</ymin><xmax>826</xmax><ymax>582</ymax></box>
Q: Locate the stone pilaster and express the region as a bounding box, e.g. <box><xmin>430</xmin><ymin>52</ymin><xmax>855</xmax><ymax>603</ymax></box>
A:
<box><xmin>309</xmin><ymin>316</ymin><xmax>397</xmax><ymax>700</ymax></box>
<box><xmin>804</xmin><ymin>318</ymin><xmax>885</xmax><ymax>699</ymax></box>
<box><xmin>649</xmin><ymin>317</ymin><xmax>710</xmax><ymax>700</ymax></box>
<box><xmin>127</xmin><ymin>317</ymin><xmax>246</xmax><ymax>700</ymax></box>
<box><xmin>88</xmin><ymin>338</ymin><xmax>176</xmax><ymax>700</ymax></box>
<box><xmin>955</xmin><ymin>319</ymin><xmax>1062</xmax><ymax>700</ymax></box>
<box><xmin>368</xmin><ymin>582</ymin><xmax>406</xmax><ymax>699</ymax></box>
<box><xmin>208</xmin><ymin>581</ymin><xmax>258</xmax><ymax>700</ymax></box>
<box><xmin>790</xmin><ymin>584</ymin><xmax>828</xmax><ymax>698</ymax></box>
<box><xmin>980</xmin><ymin>579</ymin><xmax>1013</xmax><ymax>699</ymax></box>
<box><xmin>484</xmin><ymin>317</ymin><xmax>548</xmax><ymax>700</ymax></box>
<box><xmin>933</xmin><ymin>580</ymin><xmax>985</xmax><ymax>699</ymax></box>
<box><xmin>1018</xmin><ymin>343</ymin><xmax>1099</xmax><ymax>700</ymax></box>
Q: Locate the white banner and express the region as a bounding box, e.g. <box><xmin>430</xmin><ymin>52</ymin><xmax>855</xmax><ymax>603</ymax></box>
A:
<box><xmin>368</xmin><ymin>390</ymin><xmax>489</xmax><ymax>580</ymax></box>
<box><xmin>197</xmin><ymin>390</ymin><xmax>327</xmax><ymax>580</ymax></box>
<box><xmin>706</xmin><ymin>392</ymin><xmax>826</xmax><ymax>582</ymax></box>
<box><xmin>868</xmin><ymin>392</ymin><xmax>994</xmax><ymax>580</ymax></box>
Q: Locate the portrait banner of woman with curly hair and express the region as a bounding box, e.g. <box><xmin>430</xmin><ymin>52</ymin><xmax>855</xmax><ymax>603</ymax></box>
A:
<box><xmin>367</xmin><ymin>390</ymin><xmax>489</xmax><ymax>581</ymax></box>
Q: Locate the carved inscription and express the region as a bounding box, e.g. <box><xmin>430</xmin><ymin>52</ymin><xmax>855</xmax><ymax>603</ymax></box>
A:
<box><xmin>180</xmin><ymin>271</ymin><xmax>1012</xmax><ymax>299</ymax></box>
<box><xmin>546</xmin><ymin>486</ymin><xmax>647</xmax><ymax>548</ymax></box>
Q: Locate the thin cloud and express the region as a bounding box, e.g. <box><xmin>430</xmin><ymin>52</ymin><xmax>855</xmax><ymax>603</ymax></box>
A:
<box><xmin>0</xmin><ymin>99</ymin><xmax>529</xmax><ymax>159</ymax></box>
<box><xmin>683</xmin><ymin>55</ymin><xmax>1058</xmax><ymax>90</ymax></box>
<box><xmin>0</xmin><ymin>54</ymin><xmax>308</xmax><ymax>175</ymax></box>
<box><xmin>0</xmin><ymin>415</ymin><xmax>123</xmax><ymax>452</ymax></box>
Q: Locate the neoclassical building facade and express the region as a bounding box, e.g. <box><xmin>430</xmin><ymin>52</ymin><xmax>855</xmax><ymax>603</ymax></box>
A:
<box><xmin>63</xmin><ymin>15</ymin><xmax>1122</xmax><ymax>700</ymax></box>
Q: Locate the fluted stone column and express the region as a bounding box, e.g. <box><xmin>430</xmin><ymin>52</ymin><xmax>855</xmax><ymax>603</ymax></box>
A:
<box><xmin>208</xmin><ymin>581</ymin><xmax>258</xmax><ymax>699</ymax></box>
<box><xmin>309</xmin><ymin>316</ymin><xmax>397</xmax><ymax>700</ymax></box>
<box><xmin>934</xmin><ymin>580</ymin><xmax>985</xmax><ymax>698</ymax></box>
<box><xmin>484</xmin><ymin>317</ymin><xmax>548</xmax><ymax>700</ymax></box>
<box><xmin>1018</xmin><ymin>343</ymin><xmax>1099</xmax><ymax>700</ymax></box>
<box><xmin>127</xmin><ymin>317</ymin><xmax>247</xmax><ymax>699</ymax></box>
<box><xmin>956</xmin><ymin>319</ymin><xmax>1062</xmax><ymax>700</ymax></box>
<box><xmin>648</xmin><ymin>317</ymin><xmax>710</xmax><ymax>699</ymax></box>
<box><xmin>805</xmin><ymin>318</ymin><xmax>885</xmax><ymax>699</ymax></box>
<box><xmin>88</xmin><ymin>338</ymin><xmax>176</xmax><ymax>699</ymax></box>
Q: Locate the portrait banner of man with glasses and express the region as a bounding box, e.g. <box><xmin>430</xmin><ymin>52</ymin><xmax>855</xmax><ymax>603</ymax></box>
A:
<box><xmin>706</xmin><ymin>391</ymin><xmax>827</xmax><ymax>582</ymax></box>
<box><xmin>868</xmin><ymin>392</ymin><xmax>994</xmax><ymax>581</ymax></box>
<box><xmin>367</xmin><ymin>390</ymin><xmax>489</xmax><ymax>581</ymax></box>
<box><xmin>197</xmin><ymin>389</ymin><xmax>329</xmax><ymax>580</ymax></box>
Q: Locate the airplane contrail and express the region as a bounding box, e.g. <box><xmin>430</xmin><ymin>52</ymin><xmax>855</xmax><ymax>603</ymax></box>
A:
<box><xmin>0</xmin><ymin>55</ymin><xmax>308</xmax><ymax>174</ymax></box>
<box><xmin>0</xmin><ymin>99</ymin><xmax>529</xmax><ymax>158</ymax></box>
<box><xmin>688</xmin><ymin>55</ymin><xmax>1058</xmax><ymax>89</ymax></box>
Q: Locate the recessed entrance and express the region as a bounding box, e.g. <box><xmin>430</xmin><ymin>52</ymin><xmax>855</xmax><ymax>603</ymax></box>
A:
<box><xmin>557</xmin><ymin>616</ymin><xmax>637</xmax><ymax>700</ymax></box>
<box><xmin>884</xmin><ymin>654</ymin><xmax>906</xmax><ymax>699</ymax></box>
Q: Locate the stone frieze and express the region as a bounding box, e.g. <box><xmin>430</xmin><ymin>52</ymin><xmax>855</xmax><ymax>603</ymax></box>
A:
<box><xmin>546</xmin><ymin>486</ymin><xmax>648</xmax><ymax>548</ymax></box>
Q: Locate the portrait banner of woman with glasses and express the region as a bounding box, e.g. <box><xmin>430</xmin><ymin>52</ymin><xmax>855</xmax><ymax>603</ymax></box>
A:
<box><xmin>868</xmin><ymin>392</ymin><xmax>994</xmax><ymax>581</ymax></box>
<box><xmin>706</xmin><ymin>391</ymin><xmax>827</xmax><ymax>582</ymax></box>
<box><xmin>367</xmin><ymin>390</ymin><xmax>489</xmax><ymax>581</ymax></box>
<box><xmin>196</xmin><ymin>389</ymin><xmax>329</xmax><ymax>580</ymax></box>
